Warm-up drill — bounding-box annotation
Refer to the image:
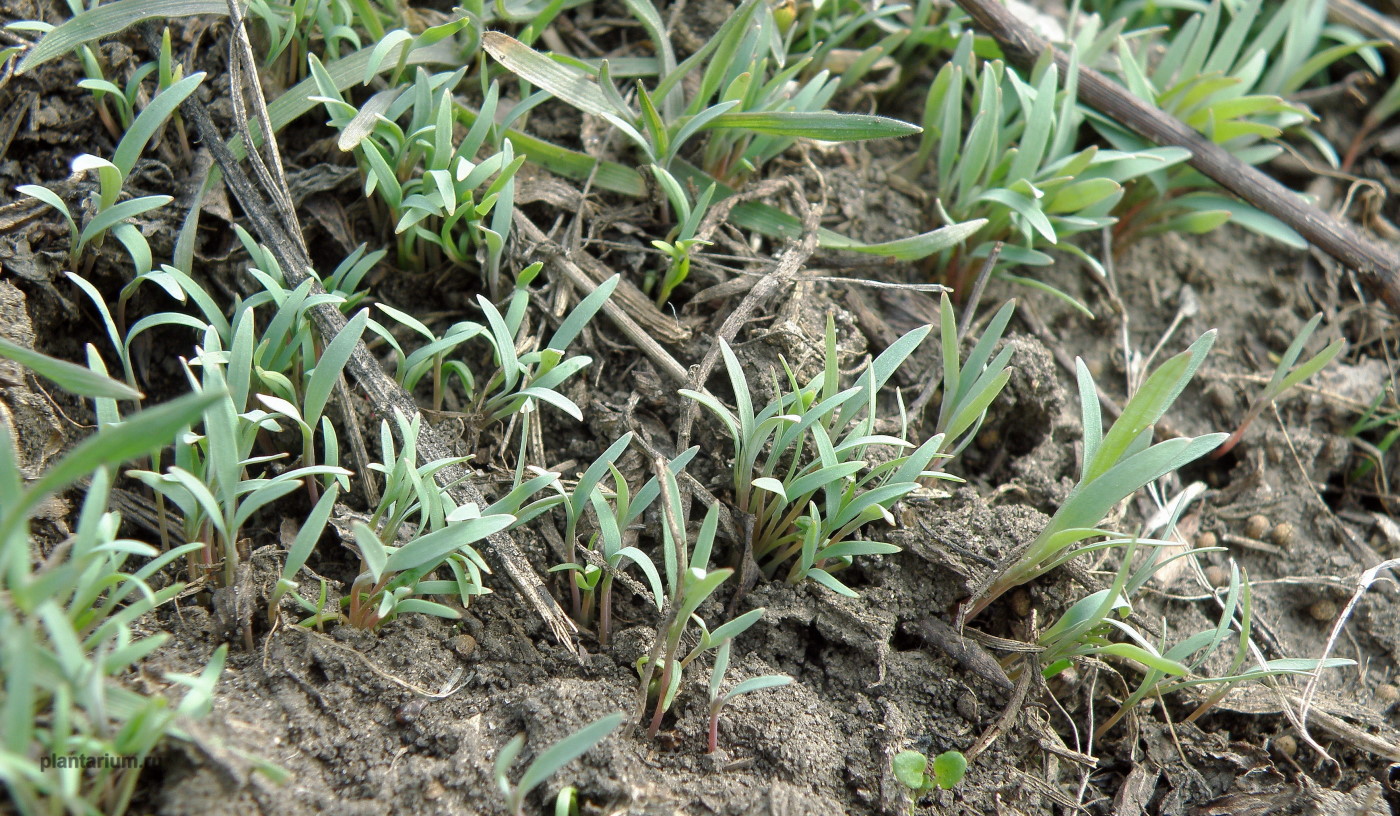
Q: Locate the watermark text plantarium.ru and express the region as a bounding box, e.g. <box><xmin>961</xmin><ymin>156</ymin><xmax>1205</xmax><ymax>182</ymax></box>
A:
<box><xmin>40</xmin><ymin>754</ymin><xmax>164</xmax><ymax>771</ymax></box>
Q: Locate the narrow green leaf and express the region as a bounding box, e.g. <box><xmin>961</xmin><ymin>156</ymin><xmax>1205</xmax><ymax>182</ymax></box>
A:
<box><xmin>304</xmin><ymin>309</ymin><xmax>368</xmax><ymax>426</ymax></box>
<box><xmin>723</xmin><ymin>674</ymin><xmax>792</xmax><ymax>701</ymax></box>
<box><xmin>78</xmin><ymin>195</ymin><xmax>173</xmax><ymax>251</ymax></box>
<box><xmin>548</xmin><ymin>274</ymin><xmax>619</xmax><ymax>350</ymax></box>
<box><xmin>705</xmin><ymin>110</ymin><xmax>920</xmax><ymax>141</ymax></box>
<box><xmin>18</xmin><ymin>0</ymin><xmax>228</xmax><ymax>72</ymax></box>
<box><xmin>283</xmin><ymin>484</ymin><xmax>339</xmax><ymax>582</ymax></box>
<box><xmin>27</xmin><ymin>389</ymin><xmax>221</xmax><ymax>509</ymax></box>
<box><xmin>0</xmin><ymin>335</ymin><xmax>140</xmax><ymax>400</ymax></box>
<box><xmin>112</xmin><ymin>71</ymin><xmax>204</xmax><ymax>180</ymax></box>
<box><xmin>513</xmin><ymin>712</ymin><xmax>624</xmax><ymax>805</ymax></box>
<box><xmin>483</xmin><ymin>31</ymin><xmax>618</xmax><ymax>118</ymax></box>
<box><xmin>352</xmin><ymin>522</ymin><xmax>388</xmax><ymax>584</ymax></box>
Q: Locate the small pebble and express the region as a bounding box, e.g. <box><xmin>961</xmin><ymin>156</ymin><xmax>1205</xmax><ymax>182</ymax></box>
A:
<box><xmin>450</xmin><ymin>633</ymin><xmax>477</xmax><ymax>659</ymax></box>
<box><xmin>1274</xmin><ymin>734</ymin><xmax>1298</xmax><ymax>757</ymax></box>
<box><xmin>1377</xmin><ymin>684</ymin><xmax>1400</xmax><ymax>705</ymax></box>
<box><xmin>1010</xmin><ymin>589</ymin><xmax>1032</xmax><ymax>618</ymax></box>
<box><xmin>1269</xmin><ymin>522</ymin><xmax>1296</xmax><ymax>548</ymax></box>
<box><xmin>1309</xmin><ymin>600</ymin><xmax>1338</xmax><ymax>623</ymax></box>
<box><xmin>1206</xmin><ymin>383</ymin><xmax>1236</xmax><ymax>412</ymax></box>
<box><xmin>1196</xmin><ymin>531</ymin><xmax>1219</xmax><ymax>550</ymax></box>
<box><xmin>1244</xmin><ymin>514</ymin><xmax>1271</xmax><ymax>540</ymax></box>
<box><xmin>1203</xmin><ymin>566</ymin><xmax>1230</xmax><ymax>588</ymax></box>
<box><xmin>955</xmin><ymin>691</ymin><xmax>980</xmax><ymax>723</ymax></box>
<box><xmin>425</xmin><ymin>779</ymin><xmax>446</xmax><ymax>800</ymax></box>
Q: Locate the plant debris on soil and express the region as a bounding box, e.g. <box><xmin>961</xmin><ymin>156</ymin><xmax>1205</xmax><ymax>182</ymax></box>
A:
<box><xmin>5</xmin><ymin>0</ymin><xmax>1400</xmax><ymax>814</ymax></box>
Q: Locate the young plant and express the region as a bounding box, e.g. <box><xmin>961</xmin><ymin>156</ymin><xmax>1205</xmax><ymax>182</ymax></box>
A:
<box><xmin>17</xmin><ymin>71</ymin><xmax>205</xmax><ymax>274</ymax></box>
<box><xmin>636</xmin><ymin>466</ymin><xmax>773</xmax><ymax>738</ymax></box>
<box><xmin>1039</xmin><ymin>525</ymin><xmax>1352</xmax><ymax>738</ymax></box>
<box><xmin>683</xmin><ymin>317</ymin><xmax>983</xmax><ymax>595</ymax></box>
<box><xmin>370</xmin><ymin>264</ymin><xmax>618</xmax><ymax>426</ymax></box>
<box><xmin>339</xmin><ymin>409</ymin><xmax>555</xmax><ymax>630</ymax></box>
<box><xmin>494</xmin><ymin>712</ymin><xmax>624</xmax><ymax>816</ymax></box>
<box><xmin>1212</xmin><ymin>312</ymin><xmax>1344</xmax><ymax>458</ymax></box>
<box><xmin>129</xmin><ymin>322</ymin><xmax>351</xmax><ymax>588</ymax></box>
<box><xmin>914</xmin><ymin>32</ymin><xmax>1184</xmax><ymax>289</ymax></box>
<box><xmin>1346</xmin><ymin>389</ymin><xmax>1400</xmax><ymax>483</ymax></box>
<box><xmin>245</xmin><ymin>0</ymin><xmax>387</xmax><ymax>86</ymax></box>
<box><xmin>267</xmin><ymin>483</ymin><xmax>342</xmax><ymax>626</ymax></box>
<box><xmin>549</xmin><ymin>439</ymin><xmax>697</xmax><ymax>646</ymax></box>
<box><xmin>932</xmin><ymin>293</ymin><xmax>1016</xmax><ymax>458</ymax></box>
<box><xmin>0</xmin><ymin>342</ymin><xmax>227</xmax><ymax>816</ymax></box>
<box><xmin>893</xmin><ymin>748</ymin><xmax>968</xmax><ymax>809</ymax></box>
<box><xmin>705</xmin><ymin>641</ymin><xmax>791</xmax><ymax>753</ymax></box>
<box><xmin>645</xmin><ymin>166</ymin><xmax>716</xmax><ymax>305</ymax></box>
<box><xmin>309</xmin><ymin>45</ymin><xmax>522</xmax><ymax>279</ymax></box>
<box><xmin>967</xmin><ymin>332</ymin><xmax>1227</xmax><ymax>618</ymax></box>
<box><xmin>1089</xmin><ymin>0</ymin><xmax>1374</xmax><ymax>247</ymax></box>
<box><xmin>483</xmin><ymin>0</ymin><xmax>921</xmax><ymax>183</ymax></box>
<box><xmin>343</xmin><ymin>503</ymin><xmax>511</xmax><ymax>630</ymax></box>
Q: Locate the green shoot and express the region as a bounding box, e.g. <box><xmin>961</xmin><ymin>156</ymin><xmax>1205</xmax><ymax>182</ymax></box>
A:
<box><xmin>706</xmin><ymin>641</ymin><xmax>791</xmax><ymax>753</ymax></box>
<box><xmin>893</xmin><ymin>748</ymin><xmax>968</xmax><ymax>810</ymax></box>
<box><xmin>968</xmin><ymin>331</ymin><xmax>1226</xmax><ymax>618</ymax></box>
<box><xmin>494</xmin><ymin>712</ymin><xmax>624</xmax><ymax>816</ymax></box>
<box><xmin>1212</xmin><ymin>312</ymin><xmax>1344</xmax><ymax>457</ymax></box>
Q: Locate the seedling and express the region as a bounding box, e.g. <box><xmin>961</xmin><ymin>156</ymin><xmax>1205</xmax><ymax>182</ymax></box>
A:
<box><xmin>1089</xmin><ymin>0</ymin><xmax>1373</xmax><ymax>247</ymax></box>
<box><xmin>483</xmin><ymin>0</ymin><xmax>921</xmax><ymax>183</ymax></box>
<box><xmin>932</xmin><ymin>293</ymin><xmax>1016</xmax><ymax>458</ymax></box>
<box><xmin>268</xmin><ymin>484</ymin><xmax>341</xmax><ymax>626</ymax></box>
<box><xmin>17</xmin><ymin>71</ymin><xmax>204</xmax><ymax>274</ymax></box>
<box><xmin>1040</xmin><ymin>532</ymin><xmax>1353</xmax><ymax>737</ymax></box>
<box><xmin>369</xmin><ymin>264</ymin><xmax>618</xmax><ymax>425</ymax></box>
<box><xmin>0</xmin><ymin>342</ymin><xmax>227</xmax><ymax>816</ymax></box>
<box><xmin>893</xmin><ymin>748</ymin><xmax>968</xmax><ymax>809</ymax></box>
<box><xmin>343</xmin><ymin>504</ymin><xmax>511</xmax><ymax>630</ymax></box>
<box><xmin>550</xmin><ymin>437</ymin><xmax>697</xmax><ymax>644</ymax></box>
<box><xmin>309</xmin><ymin>42</ymin><xmax>521</xmax><ymax>279</ymax></box>
<box><xmin>914</xmin><ymin>32</ymin><xmax>1186</xmax><ymax>291</ymax></box>
<box><xmin>129</xmin><ymin>324</ymin><xmax>351</xmax><ymax>587</ymax></box>
<box><xmin>494</xmin><ymin>712</ymin><xmax>624</xmax><ymax>816</ymax></box>
<box><xmin>645</xmin><ymin>166</ymin><xmax>715</xmax><ymax>305</ymax></box>
<box><xmin>967</xmin><ymin>331</ymin><xmax>1227</xmax><ymax>618</ymax></box>
<box><xmin>1212</xmin><ymin>312</ymin><xmax>1344</xmax><ymax>458</ymax></box>
<box><xmin>705</xmin><ymin>641</ymin><xmax>792</xmax><ymax>753</ymax></box>
<box><xmin>636</xmin><ymin>466</ymin><xmax>772</xmax><ymax>738</ymax></box>
<box><xmin>683</xmin><ymin>315</ymin><xmax>997</xmax><ymax>595</ymax></box>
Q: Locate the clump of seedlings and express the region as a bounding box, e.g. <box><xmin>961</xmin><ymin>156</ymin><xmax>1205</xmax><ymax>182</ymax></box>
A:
<box><xmin>549</xmin><ymin>433</ymin><xmax>698</xmax><ymax>646</ymax></box>
<box><xmin>683</xmin><ymin>311</ymin><xmax>1011</xmax><ymax>596</ymax></box>
<box><xmin>0</xmin><ymin>342</ymin><xmax>228</xmax><ymax>816</ymax></box>
<box><xmin>634</xmin><ymin>466</ymin><xmax>783</xmax><ymax>742</ymax></box>
<box><xmin>967</xmin><ymin>331</ymin><xmax>1226</xmax><ymax>617</ymax></box>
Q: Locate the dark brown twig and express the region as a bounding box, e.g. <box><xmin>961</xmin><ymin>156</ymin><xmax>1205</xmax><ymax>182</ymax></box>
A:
<box><xmin>953</xmin><ymin>0</ymin><xmax>1400</xmax><ymax>314</ymax></box>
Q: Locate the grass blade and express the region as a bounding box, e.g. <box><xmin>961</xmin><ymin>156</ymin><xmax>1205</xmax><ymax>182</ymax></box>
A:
<box><xmin>0</xmin><ymin>335</ymin><xmax>140</xmax><ymax>401</ymax></box>
<box><xmin>304</xmin><ymin>309</ymin><xmax>369</xmax><ymax>426</ymax></box>
<box><xmin>514</xmin><ymin>712</ymin><xmax>624</xmax><ymax>804</ymax></box>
